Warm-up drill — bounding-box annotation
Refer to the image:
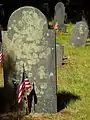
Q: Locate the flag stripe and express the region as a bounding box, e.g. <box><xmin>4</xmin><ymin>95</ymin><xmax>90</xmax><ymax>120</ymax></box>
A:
<box><xmin>18</xmin><ymin>97</ymin><xmax>22</xmax><ymax>103</ymax></box>
<box><xmin>25</xmin><ymin>81</ymin><xmax>30</xmax><ymax>85</ymax></box>
<box><xmin>53</xmin><ymin>22</ymin><xmax>59</xmax><ymax>29</ymax></box>
<box><xmin>25</xmin><ymin>85</ymin><xmax>31</xmax><ymax>88</ymax></box>
<box><xmin>18</xmin><ymin>82</ymin><xmax>24</xmax><ymax>91</ymax></box>
<box><xmin>18</xmin><ymin>91</ymin><xmax>23</xmax><ymax>99</ymax></box>
<box><xmin>17</xmin><ymin>68</ymin><xmax>31</xmax><ymax>103</ymax></box>
<box><xmin>0</xmin><ymin>52</ymin><xmax>3</xmax><ymax>63</ymax></box>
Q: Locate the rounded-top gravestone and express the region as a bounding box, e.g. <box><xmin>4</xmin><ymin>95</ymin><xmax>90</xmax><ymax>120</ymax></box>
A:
<box><xmin>70</xmin><ymin>21</ymin><xmax>89</xmax><ymax>46</ymax></box>
<box><xmin>7</xmin><ymin>6</ymin><xmax>48</xmax><ymax>40</ymax></box>
<box><xmin>2</xmin><ymin>6</ymin><xmax>57</xmax><ymax>113</ymax></box>
<box><xmin>54</xmin><ymin>2</ymin><xmax>65</xmax><ymax>32</ymax></box>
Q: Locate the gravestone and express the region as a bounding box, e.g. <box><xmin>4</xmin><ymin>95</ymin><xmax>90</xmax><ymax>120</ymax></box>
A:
<box><xmin>56</xmin><ymin>44</ymin><xmax>64</xmax><ymax>65</ymax></box>
<box><xmin>70</xmin><ymin>21</ymin><xmax>89</xmax><ymax>46</ymax></box>
<box><xmin>54</xmin><ymin>2</ymin><xmax>65</xmax><ymax>32</ymax></box>
<box><xmin>2</xmin><ymin>6</ymin><xmax>57</xmax><ymax>113</ymax></box>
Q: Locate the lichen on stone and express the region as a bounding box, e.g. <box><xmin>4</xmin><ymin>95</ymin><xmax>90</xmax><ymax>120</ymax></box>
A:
<box><xmin>3</xmin><ymin>8</ymin><xmax>51</xmax><ymax>81</ymax></box>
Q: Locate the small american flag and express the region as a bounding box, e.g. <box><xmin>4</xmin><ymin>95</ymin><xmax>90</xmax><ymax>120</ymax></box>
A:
<box><xmin>17</xmin><ymin>64</ymin><xmax>31</xmax><ymax>103</ymax></box>
<box><xmin>53</xmin><ymin>22</ymin><xmax>59</xmax><ymax>29</ymax></box>
<box><xmin>0</xmin><ymin>42</ymin><xmax>3</xmax><ymax>64</ymax></box>
<box><xmin>0</xmin><ymin>52</ymin><xmax>3</xmax><ymax>63</ymax></box>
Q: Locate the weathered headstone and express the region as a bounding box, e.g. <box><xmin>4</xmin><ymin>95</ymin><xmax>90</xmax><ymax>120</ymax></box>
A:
<box><xmin>70</xmin><ymin>21</ymin><xmax>89</xmax><ymax>46</ymax></box>
<box><xmin>2</xmin><ymin>6</ymin><xmax>57</xmax><ymax>113</ymax></box>
<box><xmin>56</xmin><ymin>44</ymin><xmax>64</xmax><ymax>65</ymax></box>
<box><xmin>54</xmin><ymin>2</ymin><xmax>65</xmax><ymax>32</ymax></box>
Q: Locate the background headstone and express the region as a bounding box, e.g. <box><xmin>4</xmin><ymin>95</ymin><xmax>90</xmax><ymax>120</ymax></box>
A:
<box><xmin>56</xmin><ymin>44</ymin><xmax>64</xmax><ymax>65</ymax></box>
<box><xmin>70</xmin><ymin>21</ymin><xmax>89</xmax><ymax>46</ymax></box>
<box><xmin>0</xmin><ymin>4</ymin><xmax>4</xmax><ymax>24</ymax></box>
<box><xmin>42</xmin><ymin>3</ymin><xmax>51</xmax><ymax>21</ymax></box>
<box><xmin>82</xmin><ymin>10</ymin><xmax>86</xmax><ymax>22</ymax></box>
<box><xmin>2</xmin><ymin>6</ymin><xmax>57</xmax><ymax>113</ymax></box>
<box><xmin>54</xmin><ymin>2</ymin><xmax>66</xmax><ymax>32</ymax></box>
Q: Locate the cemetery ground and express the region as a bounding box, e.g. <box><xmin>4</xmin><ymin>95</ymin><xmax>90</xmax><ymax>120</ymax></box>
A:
<box><xmin>23</xmin><ymin>23</ymin><xmax>90</xmax><ymax>120</ymax></box>
<box><xmin>1</xmin><ymin>23</ymin><xmax>90</xmax><ymax>120</ymax></box>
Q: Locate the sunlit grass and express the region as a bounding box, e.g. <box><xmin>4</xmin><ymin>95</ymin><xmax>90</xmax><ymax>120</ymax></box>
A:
<box><xmin>57</xmin><ymin>23</ymin><xmax>90</xmax><ymax>119</ymax></box>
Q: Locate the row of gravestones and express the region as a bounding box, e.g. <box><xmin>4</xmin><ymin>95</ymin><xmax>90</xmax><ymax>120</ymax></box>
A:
<box><xmin>54</xmin><ymin>2</ymin><xmax>89</xmax><ymax>46</ymax></box>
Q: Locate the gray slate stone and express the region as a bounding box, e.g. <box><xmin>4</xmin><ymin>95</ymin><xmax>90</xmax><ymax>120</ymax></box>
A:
<box><xmin>54</xmin><ymin>2</ymin><xmax>65</xmax><ymax>32</ymax></box>
<box><xmin>70</xmin><ymin>21</ymin><xmax>89</xmax><ymax>46</ymax></box>
<box><xmin>2</xmin><ymin>6</ymin><xmax>57</xmax><ymax>113</ymax></box>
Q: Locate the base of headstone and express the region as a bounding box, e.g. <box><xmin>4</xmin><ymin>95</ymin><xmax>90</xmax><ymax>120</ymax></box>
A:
<box><xmin>70</xmin><ymin>41</ymin><xmax>86</xmax><ymax>47</ymax></box>
<box><xmin>59</xmin><ymin>24</ymin><xmax>66</xmax><ymax>33</ymax></box>
<box><xmin>86</xmin><ymin>41</ymin><xmax>90</xmax><ymax>46</ymax></box>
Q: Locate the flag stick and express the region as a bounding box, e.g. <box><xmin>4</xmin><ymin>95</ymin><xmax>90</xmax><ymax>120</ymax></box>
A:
<box><xmin>23</xmin><ymin>64</ymin><xmax>29</xmax><ymax>115</ymax></box>
<box><xmin>24</xmin><ymin>89</ymin><xmax>29</xmax><ymax>115</ymax></box>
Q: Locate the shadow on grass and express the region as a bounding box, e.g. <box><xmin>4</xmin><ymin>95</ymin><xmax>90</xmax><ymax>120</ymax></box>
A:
<box><xmin>62</xmin><ymin>62</ymin><xmax>68</xmax><ymax>65</ymax></box>
<box><xmin>57</xmin><ymin>91</ymin><xmax>81</xmax><ymax>112</ymax></box>
<box><xmin>86</xmin><ymin>41</ymin><xmax>90</xmax><ymax>46</ymax></box>
<box><xmin>63</xmin><ymin>57</ymin><xmax>68</xmax><ymax>60</ymax></box>
<box><xmin>62</xmin><ymin>56</ymin><xmax>68</xmax><ymax>65</ymax></box>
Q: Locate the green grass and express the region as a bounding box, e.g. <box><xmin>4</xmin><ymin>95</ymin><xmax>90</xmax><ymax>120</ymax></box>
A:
<box><xmin>57</xmin><ymin>23</ymin><xmax>90</xmax><ymax>120</ymax></box>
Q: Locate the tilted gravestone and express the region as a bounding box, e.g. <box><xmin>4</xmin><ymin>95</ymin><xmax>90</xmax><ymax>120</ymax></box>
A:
<box><xmin>2</xmin><ymin>6</ymin><xmax>57</xmax><ymax>113</ymax></box>
<box><xmin>70</xmin><ymin>21</ymin><xmax>89</xmax><ymax>46</ymax></box>
<box><xmin>54</xmin><ymin>2</ymin><xmax>65</xmax><ymax>32</ymax></box>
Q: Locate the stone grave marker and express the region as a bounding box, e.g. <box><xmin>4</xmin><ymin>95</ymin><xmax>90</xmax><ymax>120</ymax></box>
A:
<box><xmin>56</xmin><ymin>44</ymin><xmax>64</xmax><ymax>65</ymax></box>
<box><xmin>2</xmin><ymin>6</ymin><xmax>57</xmax><ymax>113</ymax></box>
<box><xmin>70</xmin><ymin>21</ymin><xmax>89</xmax><ymax>46</ymax></box>
<box><xmin>54</xmin><ymin>2</ymin><xmax>65</xmax><ymax>32</ymax></box>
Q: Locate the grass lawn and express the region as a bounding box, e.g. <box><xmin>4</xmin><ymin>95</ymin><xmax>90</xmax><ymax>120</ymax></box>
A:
<box><xmin>56</xmin><ymin>23</ymin><xmax>90</xmax><ymax>120</ymax></box>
